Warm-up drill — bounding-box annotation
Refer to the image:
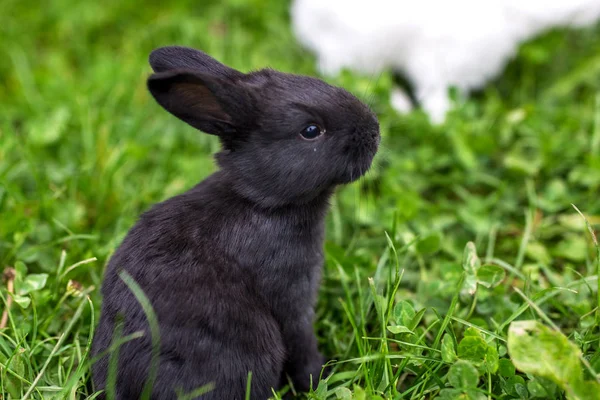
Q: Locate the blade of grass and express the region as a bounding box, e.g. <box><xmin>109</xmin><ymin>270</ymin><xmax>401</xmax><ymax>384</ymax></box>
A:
<box><xmin>119</xmin><ymin>270</ymin><xmax>161</xmax><ymax>400</ymax></box>
<box><xmin>23</xmin><ymin>296</ymin><xmax>89</xmax><ymax>399</ymax></box>
<box><xmin>572</xmin><ymin>204</ymin><xmax>600</xmax><ymax>327</ymax></box>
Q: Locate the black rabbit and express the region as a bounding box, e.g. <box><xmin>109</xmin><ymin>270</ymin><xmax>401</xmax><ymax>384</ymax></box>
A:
<box><xmin>91</xmin><ymin>46</ymin><xmax>380</xmax><ymax>400</ymax></box>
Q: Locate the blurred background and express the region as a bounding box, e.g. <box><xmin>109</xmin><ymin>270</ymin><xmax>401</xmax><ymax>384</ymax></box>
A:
<box><xmin>2</xmin><ymin>0</ymin><xmax>600</xmax><ymax>398</ymax></box>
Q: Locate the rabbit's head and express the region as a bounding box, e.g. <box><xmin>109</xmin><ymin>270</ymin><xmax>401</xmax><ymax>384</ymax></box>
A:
<box><xmin>148</xmin><ymin>46</ymin><xmax>379</xmax><ymax>207</ymax></box>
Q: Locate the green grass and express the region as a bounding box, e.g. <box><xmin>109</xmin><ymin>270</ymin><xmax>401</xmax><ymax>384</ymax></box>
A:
<box><xmin>1</xmin><ymin>0</ymin><xmax>600</xmax><ymax>398</ymax></box>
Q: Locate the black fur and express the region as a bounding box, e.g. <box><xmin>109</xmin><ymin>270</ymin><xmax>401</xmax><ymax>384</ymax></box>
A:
<box><xmin>91</xmin><ymin>46</ymin><xmax>380</xmax><ymax>399</ymax></box>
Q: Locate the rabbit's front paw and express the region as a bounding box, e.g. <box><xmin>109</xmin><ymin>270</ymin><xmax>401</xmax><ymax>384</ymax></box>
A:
<box><xmin>288</xmin><ymin>352</ymin><xmax>326</xmax><ymax>393</ymax></box>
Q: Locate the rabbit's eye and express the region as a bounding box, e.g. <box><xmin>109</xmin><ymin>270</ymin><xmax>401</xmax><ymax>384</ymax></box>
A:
<box><xmin>300</xmin><ymin>124</ymin><xmax>324</xmax><ymax>140</ymax></box>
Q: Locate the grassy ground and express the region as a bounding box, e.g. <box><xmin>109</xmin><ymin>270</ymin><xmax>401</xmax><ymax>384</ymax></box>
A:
<box><xmin>2</xmin><ymin>0</ymin><xmax>600</xmax><ymax>398</ymax></box>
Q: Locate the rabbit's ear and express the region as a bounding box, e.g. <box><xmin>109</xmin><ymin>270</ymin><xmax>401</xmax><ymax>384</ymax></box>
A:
<box><xmin>147</xmin><ymin>70</ymin><xmax>252</xmax><ymax>136</ymax></box>
<box><xmin>149</xmin><ymin>46</ymin><xmax>242</xmax><ymax>79</ymax></box>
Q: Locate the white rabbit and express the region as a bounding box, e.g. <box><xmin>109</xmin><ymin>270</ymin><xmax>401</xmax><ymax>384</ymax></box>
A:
<box><xmin>291</xmin><ymin>0</ymin><xmax>600</xmax><ymax>123</ymax></box>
